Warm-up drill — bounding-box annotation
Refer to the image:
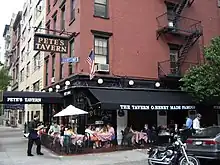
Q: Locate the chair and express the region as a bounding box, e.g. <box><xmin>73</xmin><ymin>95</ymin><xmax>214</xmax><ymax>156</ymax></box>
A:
<box><xmin>61</xmin><ymin>135</ymin><xmax>72</xmax><ymax>154</ymax></box>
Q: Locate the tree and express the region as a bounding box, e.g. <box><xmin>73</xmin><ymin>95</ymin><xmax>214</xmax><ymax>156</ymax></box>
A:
<box><xmin>180</xmin><ymin>36</ymin><xmax>220</xmax><ymax>103</ymax></box>
<box><xmin>0</xmin><ymin>65</ymin><xmax>12</xmax><ymax>91</ymax></box>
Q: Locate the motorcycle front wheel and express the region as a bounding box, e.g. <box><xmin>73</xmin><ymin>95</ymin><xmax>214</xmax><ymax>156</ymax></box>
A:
<box><xmin>148</xmin><ymin>151</ymin><xmax>157</xmax><ymax>165</ymax></box>
<box><xmin>179</xmin><ymin>155</ymin><xmax>200</xmax><ymax>165</ymax></box>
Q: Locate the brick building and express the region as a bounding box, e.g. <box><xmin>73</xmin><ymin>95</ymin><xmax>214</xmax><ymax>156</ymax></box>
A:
<box><xmin>43</xmin><ymin>0</ymin><xmax>220</xmax><ymax>138</ymax></box>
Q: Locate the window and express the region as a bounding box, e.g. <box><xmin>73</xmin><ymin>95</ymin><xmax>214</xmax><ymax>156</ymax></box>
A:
<box><xmin>15</xmin><ymin>64</ymin><xmax>19</xmax><ymax>80</ymax></box>
<box><xmin>46</xmin><ymin>22</ymin><xmax>50</xmax><ymax>34</ymax></box>
<box><xmin>52</xmin><ymin>55</ymin><xmax>55</xmax><ymax>77</ymax></box>
<box><xmin>36</xmin><ymin>0</ymin><xmax>43</xmax><ymax>18</ymax></box>
<box><xmin>28</xmin><ymin>16</ymin><xmax>32</xmax><ymax>31</ymax></box>
<box><xmin>169</xmin><ymin>45</ymin><xmax>179</xmax><ymax>74</ymax></box>
<box><xmin>70</xmin><ymin>0</ymin><xmax>76</xmax><ymax>20</ymax></box>
<box><xmin>36</xmin><ymin>21</ymin><xmax>42</xmax><ymax>33</ymax></box>
<box><xmin>94</xmin><ymin>0</ymin><xmax>108</xmax><ymax>18</ymax></box>
<box><xmin>33</xmin><ymin>51</ymin><xmax>40</xmax><ymax>71</ymax></box>
<box><xmin>26</xmin><ymin>62</ymin><xmax>30</xmax><ymax>77</ymax></box>
<box><xmin>54</xmin><ymin>0</ymin><xmax>58</xmax><ymax>5</ymax></box>
<box><xmin>69</xmin><ymin>40</ymin><xmax>74</xmax><ymax>75</ymax></box>
<box><xmin>17</xmin><ymin>43</ymin><xmax>20</xmax><ymax>58</ymax></box>
<box><xmin>61</xmin><ymin>6</ymin><xmax>65</xmax><ymax>30</ymax></box>
<box><xmin>21</xmin><ymin>48</ymin><xmax>25</xmax><ymax>62</ymax></box>
<box><xmin>60</xmin><ymin>53</ymin><xmax>64</xmax><ymax>79</ymax></box>
<box><xmin>33</xmin><ymin>80</ymin><xmax>40</xmax><ymax>91</ymax></box>
<box><xmin>20</xmin><ymin>68</ymin><xmax>24</xmax><ymax>82</ymax></box>
<box><xmin>45</xmin><ymin>60</ymin><xmax>49</xmax><ymax>86</ymax></box>
<box><xmin>47</xmin><ymin>0</ymin><xmax>51</xmax><ymax>13</ymax></box>
<box><xmin>94</xmin><ymin>37</ymin><xmax>108</xmax><ymax>64</ymax></box>
<box><xmin>27</xmin><ymin>39</ymin><xmax>31</xmax><ymax>51</ymax></box>
<box><xmin>53</xmin><ymin>14</ymin><xmax>57</xmax><ymax>34</ymax></box>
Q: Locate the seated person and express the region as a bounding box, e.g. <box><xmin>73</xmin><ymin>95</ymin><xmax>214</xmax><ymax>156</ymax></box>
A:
<box><xmin>48</xmin><ymin>122</ymin><xmax>60</xmax><ymax>136</ymax></box>
<box><xmin>107</xmin><ymin>123</ymin><xmax>115</xmax><ymax>140</ymax></box>
<box><xmin>85</xmin><ymin>125</ymin><xmax>100</xmax><ymax>148</ymax></box>
<box><xmin>64</xmin><ymin>127</ymin><xmax>76</xmax><ymax>136</ymax></box>
<box><xmin>99</xmin><ymin>126</ymin><xmax>108</xmax><ymax>133</ymax></box>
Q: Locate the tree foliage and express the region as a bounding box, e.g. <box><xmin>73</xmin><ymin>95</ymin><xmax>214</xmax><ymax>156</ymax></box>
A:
<box><xmin>0</xmin><ymin>64</ymin><xmax>12</xmax><ymax>91</ymax></box>
<box><xmin>180</xmin><ymin>36</ymin><xmax>220</xmax><ymax>103</ymax></box>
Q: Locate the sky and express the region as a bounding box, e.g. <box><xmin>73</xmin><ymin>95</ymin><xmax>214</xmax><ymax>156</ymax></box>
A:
<box><xmin>0</xmin><ymin>0</ymin><xmax>25</xmax><ymax>62</ymax></box>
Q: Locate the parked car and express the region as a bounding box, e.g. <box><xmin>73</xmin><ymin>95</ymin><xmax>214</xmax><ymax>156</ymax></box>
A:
<box><xmin>186</xmin><ymin>126</ymin><xmax>220</xmax><ymax>160</ymax></box>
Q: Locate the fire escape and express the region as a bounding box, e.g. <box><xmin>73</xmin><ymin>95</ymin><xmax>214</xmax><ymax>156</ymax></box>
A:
<box><xmin>157</xmin><ymin>0</ymin><xmax>202</xmax><ymax>80</ymax></box>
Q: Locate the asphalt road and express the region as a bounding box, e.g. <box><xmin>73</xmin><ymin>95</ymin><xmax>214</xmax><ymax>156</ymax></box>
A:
<box><xmin>0</xmin><ymin>126</ymin><xmax>218</xmax><ymax>165</ymax></box>
<box><xmin>0</xmin><ymin>126</ymin><xmax>149</xmax><ymax>165</ymax></box>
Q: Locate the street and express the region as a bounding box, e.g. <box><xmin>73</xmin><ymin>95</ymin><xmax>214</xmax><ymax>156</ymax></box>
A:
<box><xmin>0</xmin><ymin>126</ymin><xmax>149</xmax><ymax>165</ymax></box>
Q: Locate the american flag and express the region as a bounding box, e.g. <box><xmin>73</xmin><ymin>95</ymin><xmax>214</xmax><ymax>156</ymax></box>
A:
<box><xmin>86</xmin><ymin>50</ymin><xmax>95</xmax><ymax>80</ymax></box>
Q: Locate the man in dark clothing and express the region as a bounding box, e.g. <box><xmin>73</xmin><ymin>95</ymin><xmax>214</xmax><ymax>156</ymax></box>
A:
<box><xmin>27</xmin><ymin>114</ymin><xmax>44</xmax><ymax>156</ymax></box>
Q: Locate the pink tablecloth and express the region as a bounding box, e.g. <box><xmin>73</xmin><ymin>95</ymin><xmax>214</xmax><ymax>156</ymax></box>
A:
<box><xmin>60</xmin><ymin>134</ymin><xmax>85</xmax><ymax>146</ymax></box>
<box><xmin>95</xmin><ymin>132</ymin><xmax>112</xmax><ymax>142</ymax></box>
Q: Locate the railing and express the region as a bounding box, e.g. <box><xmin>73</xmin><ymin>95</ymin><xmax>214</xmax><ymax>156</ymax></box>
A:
<box><xmin>156</xmin><ymin>12</ymin><xmax>202</xmax><ymax>35</ymax></box>
<box><xmin>158</xmin><ymin>60</ymin><xmax>197</xmax><ymax>78</ymax></box>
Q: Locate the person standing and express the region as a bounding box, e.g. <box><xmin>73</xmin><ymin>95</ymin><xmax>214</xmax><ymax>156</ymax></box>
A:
<box><xmin>27</xmin><ymin>114</ymin><xmax>44</xmax><ymax>156</ymax></box>
<box><xmin>193</xmin><ymin>114</ymin><xmax>202</xmax><ymax>133</ymax></box>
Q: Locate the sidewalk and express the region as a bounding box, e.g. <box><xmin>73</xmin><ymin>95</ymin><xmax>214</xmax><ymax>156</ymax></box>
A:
<box><xmin>0</xmin><ymin>126</ymin><xmax>149</xmax><ymax>165</ymax></box>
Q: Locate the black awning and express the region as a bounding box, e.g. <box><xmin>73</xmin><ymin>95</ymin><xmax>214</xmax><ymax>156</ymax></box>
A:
<box><xmin>89</xmin><ymin>88</ymin><xmax>195</xmax><ymax>110</ymax></box>
<box><xmin>2</xmin><ymin>91</ymin><xmax>63</xmax><ymax>104</ymax></box>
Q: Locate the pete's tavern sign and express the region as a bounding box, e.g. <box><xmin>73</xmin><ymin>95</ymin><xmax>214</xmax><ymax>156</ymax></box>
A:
<box><xmin>33</xmin><ymin>33</ymin><xmax>68</xmax><ymax>53</ymax></box>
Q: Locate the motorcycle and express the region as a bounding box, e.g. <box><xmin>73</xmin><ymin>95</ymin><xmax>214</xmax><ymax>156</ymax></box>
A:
<box><xmin>147</xmin><ymin>135</ymin><xmax>200</xmax><ymax>165</ymax></box>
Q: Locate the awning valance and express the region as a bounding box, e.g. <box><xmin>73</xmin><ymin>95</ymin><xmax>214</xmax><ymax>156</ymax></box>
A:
<box><xmin>89</xmin><ymin>88</ymin><xmax>195</xmax><ymax>110</ymax></box>
<box><xmin>2</xmin><ymin>91</ymin><xmax>63</xmax><ymax>104</ymax></box>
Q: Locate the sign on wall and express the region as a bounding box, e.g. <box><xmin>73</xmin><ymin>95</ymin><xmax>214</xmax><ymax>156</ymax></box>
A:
<box><xmin>7</xmin><ymin>97</ymin><xmax>42</xmax><ymax>103</ymax></box>
<box><xmin>33</xmin><ymin>33</ymin><xmax>68</xmax><ymax>53</ymax></box>
<box><xmin>119</xmin><ymin>104</ymin><xmax>196</xmax><ymax>110</ymax></box>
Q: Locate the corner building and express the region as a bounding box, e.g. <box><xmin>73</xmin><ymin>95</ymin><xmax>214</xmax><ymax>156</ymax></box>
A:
<box><xmin>44</xmin><ymin>0</ymin><xmax>220</xmax><ymax>143</ymax></box>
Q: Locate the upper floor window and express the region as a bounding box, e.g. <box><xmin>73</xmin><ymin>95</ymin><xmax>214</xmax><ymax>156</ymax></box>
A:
<box><xmin>36</xmin><ymin>21</ymin><xmax>42</xmax><ymax>33</ymax></box>
<box><xmin>94</xmin><ymin>37</ymin><xmax>108</xmax><ymax>64</ymax></box>
<box><xmin>33</xmin><ymin>51</ymin><xmax>40</xmax><ymax>71</ymax></box>
<box><xmin>26</xmin><ymin>62</ymin><xmax>30</xmax><ymax>77</ymax></box>
<box><xmin>47</xmin><ymin>0</ymin><xmax>51</xmax><ymax>13</ymax></box>
<box><xmin>53</xmin><ymin>14</ymin><xmax>57</xmax><ymax>34</ymax></box>
<box><xmin>20</xmin><ymin>68</ymin><xmax>24</xmax><ymax>82</ymax></box>
<box><xmin>33</xmin><ymin>80</ymin><xmax>40</xmax><ymax>91</ymax></box>
<box><xmin>46</xmin><ymin>21</ymin><xmax>50</xmax><ymax>34</ymax></box>
<box><xmin>69</xmin><ymin>40</ymin><xmax>74</xmax><ymax>75</ymax></box>
<box><xmin>61</xmin><ymin>6</ymin><xmax>65</xmax><ymax>30</ymax></box>
<box><xmin>60</xmin><ymin>53</ymin><xmax>64</xmax><ymax>79</ymax></box>
<box><xmin>36</xmin><ymin>0</ymin><xmax>43</xmax><ymax>18</ymax></box>
<box><xmin>21</xmin><ymin>48</ymin><xmax>25</xmax><ymax>62</ymax></box>
<box><xmin>27</xmin><ymin>39</ymin><xmax>31</xmax><ymax>52</ymax></box>
<box><xmin>45</xmin><ymin>60</ymin><xmax>49</xmax><ymax>86</ymax></box>
<box><xmin>52</xmin><ymin>55</ymin><xmax>55</xmax><ymax>77</ymax></box>
<box><xmin>28</xmin><ymin>16</ymin><xmax>32</xmax><ymax>31</ymax></box>
<box><xmin>94</xmin><ymin>0</ymin><xmax>108</xmax><ymax>18</ymax></box>
<box><xmin>70</xmin><ymin>0</ymin><xmax>76</xmax><ymax>21</ymax></box>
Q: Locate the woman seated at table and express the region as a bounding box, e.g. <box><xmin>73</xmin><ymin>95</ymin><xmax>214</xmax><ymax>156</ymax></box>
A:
<box><xmin>64</xmin><ymin>127</ymin><xmax>76</xmax><ymax>136</ymax></box>
<box><xmin>85</xmin><ymin>125</ymin><xmax>100</xmax><ymax>148</ymax></box>
<box><xmin>48</xmin><ymin>122</ymin><xmax>61</xmax><ymax>136</ymax></box>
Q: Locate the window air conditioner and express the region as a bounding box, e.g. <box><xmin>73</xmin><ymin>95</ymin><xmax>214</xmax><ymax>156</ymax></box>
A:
<box><xmin>51</xmin><ymin>77</ymin><xmax>55</xmax><ymax>83</ymax></box>
<box><xmin>96</xmin><ymin>63</ymin><xmax>109</xmax><ymax>72</ymax></box>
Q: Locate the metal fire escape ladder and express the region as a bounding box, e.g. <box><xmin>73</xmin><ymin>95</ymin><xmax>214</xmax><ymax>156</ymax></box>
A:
<box><xmin>178</xmin><ymin>31</ymin><xmax>201</xmax><ymax>64</ymax></box>
<box><xmin>174</xmin><ymin>0</ymin><xmax>189</xmax><ymax>15</ymax></box>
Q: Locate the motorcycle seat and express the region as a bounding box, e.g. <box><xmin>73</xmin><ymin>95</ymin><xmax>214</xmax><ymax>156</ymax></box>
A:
<box><xmin>158</xmin><ymin>146</ymin><xmax>167</xmax><ymax>152</ymax></box>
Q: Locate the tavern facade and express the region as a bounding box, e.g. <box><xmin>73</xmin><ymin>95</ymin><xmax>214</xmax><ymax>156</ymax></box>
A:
<box><xmin>42</xmin><ymin>0</ymin><xmax>220</xmax><ymax>138</ymax></box>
